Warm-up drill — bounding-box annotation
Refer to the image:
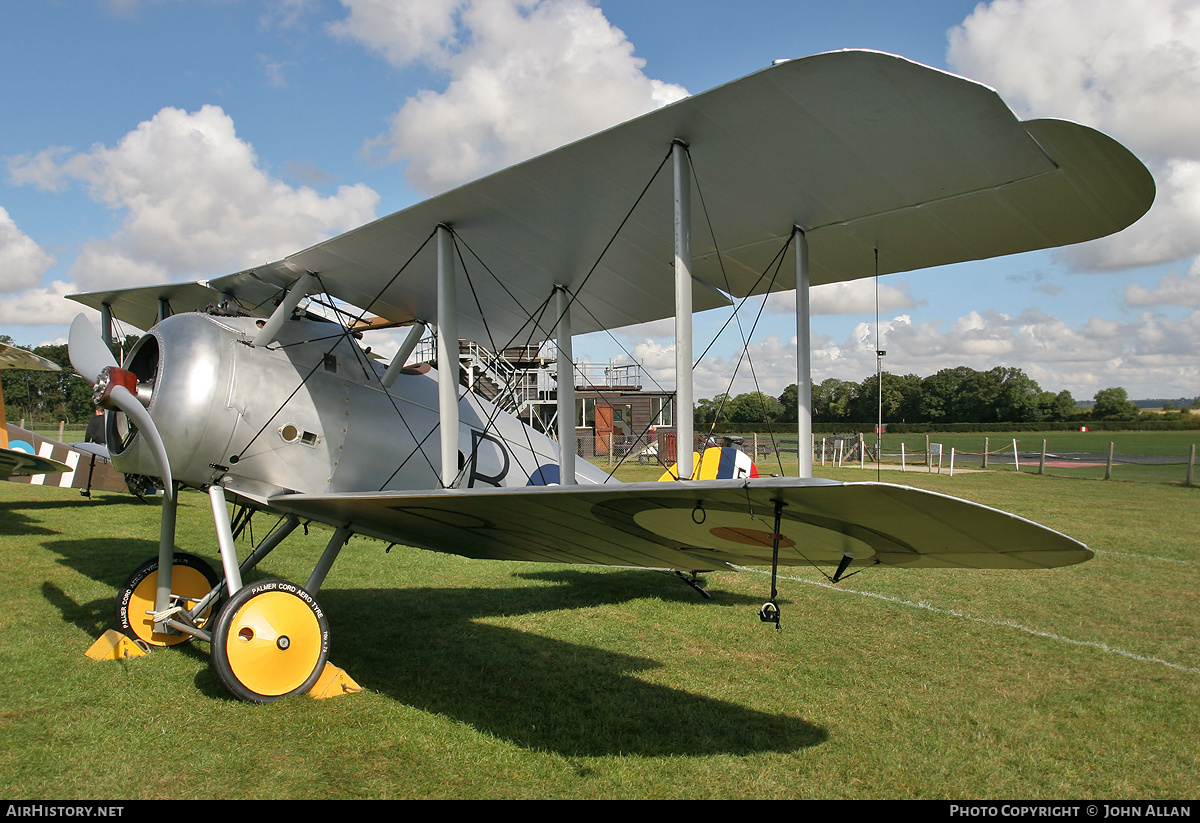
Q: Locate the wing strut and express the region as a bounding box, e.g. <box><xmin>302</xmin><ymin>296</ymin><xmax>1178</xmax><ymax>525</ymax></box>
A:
<box><xmin>555</xmin><ymin>285</ymin><xmax>576</xmax><ymax>485</ymax></box>
<box><xmin>436</xmin><ymin>225</ymin><xmax>459</xmax><ymax>488</ymax></box>
<box><xmin>253</xmin><ymin>271</ymin><xmax>315</xmax><ymax>348</ymax></box>
<box><xmin>794</xmin><ymin>227</ymin><xmax>813</xmax><ymax>478</ymax></box>
<box><xmin>673</xmin><ymin>139</ymin><xmax>694</xmax><ymax>481</ymax></box>
<box><xmin>99</xmin><ymin>302</ymin><xmax>116</xmax><ymax>361</ymax></box>
<box><xmin>380</xmin><ymin>323</ymin><xmax>426</xmax><ymax>389</ymax></box>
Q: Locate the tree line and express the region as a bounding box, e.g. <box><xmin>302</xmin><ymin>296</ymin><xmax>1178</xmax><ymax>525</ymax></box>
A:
<box><xmin>2</xmin><ymin>336</ymin><xmax>1188</xmax><ymax>429</ymax></box>
<box><xmin>1</xmin><ymin>335</ymin><xmax>141</xmax><ymax>425</ymax></box>
<box><xmin>695</xmin><ymin>366</ymin><xmax>1183</xmax><ymax>428</ymax></box>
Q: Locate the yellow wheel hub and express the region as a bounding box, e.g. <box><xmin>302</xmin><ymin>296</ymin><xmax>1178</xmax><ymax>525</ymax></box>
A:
<box><xmin>125</xmin><ymin>563</ymin><xmax>216</xmax><ymax>647</ymax></box>
<box><xmin>221</xmin><ymin>590</ymin><xmax>325</xmax><ymax>697</ymax></box>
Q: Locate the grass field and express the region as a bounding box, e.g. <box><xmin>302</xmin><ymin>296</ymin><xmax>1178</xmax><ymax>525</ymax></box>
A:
<box><xmin>0</xmin><ymin>464</ymin><xmax>1196</xmax><ymax>799</ymax></box>
<box><xmin>737</xmin><ymin>429</ymin><xmax>1199</xmax><ymax>486</ymax></box>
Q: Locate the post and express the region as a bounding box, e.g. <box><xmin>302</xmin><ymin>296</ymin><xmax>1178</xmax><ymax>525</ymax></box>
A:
<box><xmin>1105</xmin><ymin>442</ymin><xmax>1114</xmax><ymax>480</ymax></box>
<box><xmin>983</xmin><ymin>436</ymin><xmax>989</xmax><ymax>469</ymax></box>
<box><xmin>1012</xmin><ymin>439</ymin><xmax>1020</xmax><ymax>473</ymax></box>
<box><xmin>1187</xmin><ymin>444</ymin><xmax>1195</xmax><ymax>487</ymax></box>
<box><xmin>795</xmin><ymin>228</ymin><xmax>812</xmax><ymax>479</ymax></box>
<box><xmin>1039</xmin><ymin>439</ymin><xmax>1047</xmax><ymax>475</ymax></box>
<box><xmin>555</xmin><ymin>286</ymin><xmax>576</xmax><ymax>485</ymax></box>
<box><xmin>673</xmin><ymin>140</ymin><xmax>694</xmax><ymax>482</ymax></box>
<box><xmin>901</xmin><ymin>442</ymin><xmax>906</xmax><ymax>472</ymax></box>
<box><xmin>950</xmin><ymin>447</ymin><xmax>956</xmax><ymax>476</ymax></box>
<box><xmin>437</xmin><ymin>225</ymin><xmax>459</xmax><ymax>488</ymax></box>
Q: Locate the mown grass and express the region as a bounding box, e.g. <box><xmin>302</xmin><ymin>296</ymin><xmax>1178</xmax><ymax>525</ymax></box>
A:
<box><xmin>0</xmin><ymin>463</ymin><xmax>1196</xmax><ymax>799</ymax></box>
<box><xmin>690</xmin><ymin>428</ymin><xmax>1198</xmax><ymax>485</ymax></box>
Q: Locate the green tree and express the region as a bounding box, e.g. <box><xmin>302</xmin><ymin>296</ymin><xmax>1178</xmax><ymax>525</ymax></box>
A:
<box><xmin>777</xmin><ymin>383</ymin><xmax>799</xmax><ymax>422</ymax></box>
<box><xmin>920</xmin><ymin>366</ymin><xmax>995</xmax><ymax>423</ymax></box>
<box><xmin>726</xmin><ymin>391</ymin><xmax>782</xmax><ymax>425</ymax></box>
<box><xmin>694</xmin><ymin>394</ymin><xmax>730</xmax><ymax>429</ymax></box>
<box><xmin>1091</xmin><ymin>387</ymin><xmax>1140</xmax><ymax>420</ymax></box>
<box><xmin>1036</xmin><ymin>389</ymin><xmax>1077</xmax><ymax>422</ymax></box>
<box><xmin>991</xmin><ymin>366</ymin><xmax>1045</xmax><ymax>422</ymax></box>
<box><xmin>812</xmin><ymin>378</ymin><xmax>857</xmax><ymax>423</ymax></box>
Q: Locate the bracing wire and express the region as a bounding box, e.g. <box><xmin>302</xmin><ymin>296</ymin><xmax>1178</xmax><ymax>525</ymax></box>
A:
<box><xmin>433</xmin><ymin>147</ymin><xmax>676</xmax><ymax>482</ymax></box>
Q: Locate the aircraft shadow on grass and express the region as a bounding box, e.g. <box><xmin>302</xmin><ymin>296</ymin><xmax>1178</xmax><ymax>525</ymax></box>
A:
<box><xmin>43</xmin><ymin>536</ymin><xmax>824</xmax><ymax>756</ymax></box>
<box><xmin>0</xmin><ymin>494</ymin><xmax>144</xmax><ymax>539</ymax></box>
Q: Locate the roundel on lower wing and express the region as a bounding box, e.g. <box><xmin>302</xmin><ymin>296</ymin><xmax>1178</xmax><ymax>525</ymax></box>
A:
<box><xmin>8</xmin><ymin>440</ymin><xmax>35</xmax><ymax>455</ymax></box>
<box><xmin>630</xmin><ymin>507</ymin><xmax>876</xmax><ymax>563</ymax></box>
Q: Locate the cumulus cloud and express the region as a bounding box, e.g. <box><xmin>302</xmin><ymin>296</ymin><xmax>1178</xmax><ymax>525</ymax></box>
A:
<box><xmin>0</xmin><ymin>280</ymin><xmax>81</xmax><ymax>329</ymax></box>
<box><xmin>7</xmin><ymin>105</ymin><xmax>379</xmax><ymax>291</ymax></box>
<box><xmin>1125</xmin><ymin>256</ymin><xmax>1200</xmax><ymax>308</ymax></box>
<box><xmin>330</xmin><ymin>0</ymin><xmax>688</xmax><ymax>194</ymax></box>
<box><xmin>621</xmin><ymin>303</ymin><xmax>1197</xmax><ymax>400</ymax></box>
<box><xmin>0</xmin><ymin>206</ymin><xmax>56</xmax><ymax>292</ymax></box>
<box><xmin>767</xmin><ymin>279</ymin><xmax>916</xmax><ymax>316</ymax></box>
<box><xmin>947</xmin><ymin>0</ymin><xmax>1200</xmax><ymax>270</ymax></box>
<box><xmin>858</xmin><ymin>307</ymin><xmax>1198</xmax><ymax>398</ymax></box>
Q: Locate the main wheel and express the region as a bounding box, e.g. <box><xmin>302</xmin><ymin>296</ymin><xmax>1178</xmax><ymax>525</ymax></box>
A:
<box><xmin>210</xmin><ymin>580</ymin><xmax>329</xmax><ymax>703</ymax></box>
<box><xmin>116</xmin><ymin>553</ymin><xmax>221</xmax><ymax>647</ymax></box>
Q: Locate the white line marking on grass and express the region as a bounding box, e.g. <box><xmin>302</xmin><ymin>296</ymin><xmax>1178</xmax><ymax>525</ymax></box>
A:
<box><xmin>734</xmin><ymin>566</ymin><xmax>1200</xmax><ymax>676</ymax></box>
<box><xmin>1094</xmin><ymin>549</ymin><xmax>1199</xmax><ymax>567</ymax></box>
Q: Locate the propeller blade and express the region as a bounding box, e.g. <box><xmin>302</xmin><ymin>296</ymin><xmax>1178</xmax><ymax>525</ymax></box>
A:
<box><xmin>68</xmin><ymin>314</ymin><xmax>118</xmax><ymax>382</ymax></box>
<box><xmin>108</xmin><ymin>384</ymin><xmax>174</xmax><ymax>500</ymax></box>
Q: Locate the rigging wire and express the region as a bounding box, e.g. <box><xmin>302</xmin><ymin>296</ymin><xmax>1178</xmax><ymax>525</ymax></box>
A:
<box><xmin>674</xmin><ymin>142</ymin><xmax>799</xmax><ymax>478</ymax></box>
<box><xmin>433</xmin><ymin>147</ymin><xmax>676</xmax><ymax>481</ymax></box>
<box><xmin>308</xmin><ymin>273</ymin><xmax>443</xmax><ymax>484</ymax></box>
<box><xmin>443</xmin><ymin>231</ymin><xmax>552</xmax><ymax>488</ymax></box>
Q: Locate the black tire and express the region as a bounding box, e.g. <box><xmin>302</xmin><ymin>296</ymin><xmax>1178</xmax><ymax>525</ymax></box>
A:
<box><xmin>210</xmin><ymin>579</ymin><xmax>329</xmax><ymax>703</ymax></box>
<box><xmin>116</xmin><ymin>553</ymin><xmax>221</xmax><ymax>647</ymax></box>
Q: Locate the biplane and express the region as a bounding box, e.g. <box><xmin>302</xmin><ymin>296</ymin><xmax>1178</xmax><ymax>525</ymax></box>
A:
<box><xmin>1</xmin><ymin>343</ymin><xmax>135</xmax><ymax>495</ymax></box>
<box><xmin>63</xmin><ymin>50</ymin><xmax>1153</xmax><ymax>702</ymax></box>
<box><xmin>0</xmin><ymin>343</ymin><xmax>75</xmax><ymax>478</ymax></box>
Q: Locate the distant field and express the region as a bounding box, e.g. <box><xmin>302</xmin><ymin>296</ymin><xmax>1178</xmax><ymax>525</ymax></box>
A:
<box><xmin>0</xmin><ymin>465</ymin><xmax>1196</xmax><ymax>799</ymax></box>
<box><xmin>704</xmin><ymin>429</ymin><xmax>1198</xmax><ymax>486</ymax></box>
<box><xmin>877</xmin><ymin>428</ymin><xmax>1199</xmax><ymax>457</ymax></box>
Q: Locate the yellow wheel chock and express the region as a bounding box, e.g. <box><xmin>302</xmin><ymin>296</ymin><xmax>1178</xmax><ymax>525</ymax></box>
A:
<box><xmin>308</xmin><ymin>662</ymin><xmax>362</xmax><ymax>699</ymax></box>
<box><xmin>86</xmin><ymin>629</ymin><xmax>149</xmax><ymax>661</ymax></box>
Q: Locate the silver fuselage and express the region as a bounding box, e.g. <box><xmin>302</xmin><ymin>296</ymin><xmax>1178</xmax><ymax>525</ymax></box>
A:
<box><xmin>108</xmin><ymin>311</ymin><xmax>611</xmax><ymax>500</ymax></box>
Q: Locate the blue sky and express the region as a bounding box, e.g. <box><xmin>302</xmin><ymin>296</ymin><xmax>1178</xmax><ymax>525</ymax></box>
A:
<box><xmin>2</xmin><ymin>0</ymin><xmax>1197</xmax><ymax>401</ymax></box>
